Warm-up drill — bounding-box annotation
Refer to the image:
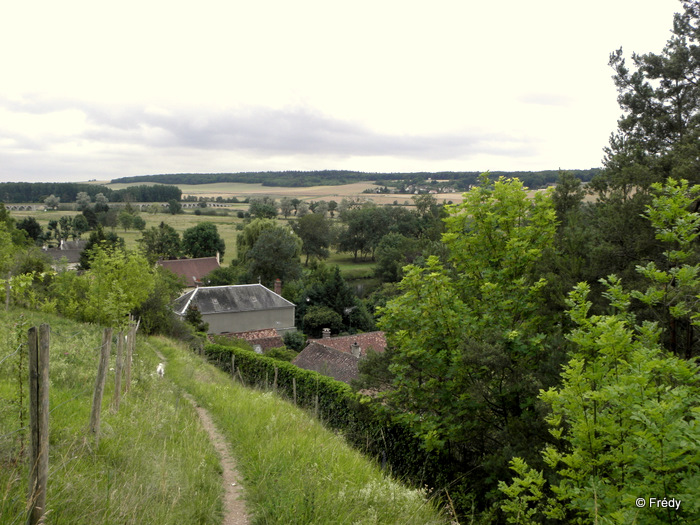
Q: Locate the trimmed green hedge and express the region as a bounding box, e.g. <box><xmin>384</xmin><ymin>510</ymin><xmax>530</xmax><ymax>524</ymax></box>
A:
<box><xmin>203</xmin><ymin>343</ymin><xmax>467</xmax><ymax>509</ymax></box>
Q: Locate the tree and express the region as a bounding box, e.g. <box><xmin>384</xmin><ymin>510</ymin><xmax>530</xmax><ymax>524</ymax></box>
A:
<box><xmin>374</xmin><ymin>233</ymin><xmax>419</xmax><ymax>282</ymax></box>
<box><xmin>79</xmin><ymin>226</ymin><xmax>125</xmax><ymax>270</ymax></box>
<box><xmin>16</xmin><ymin>217</ymin><xmax>43</xmax><ymax>243</ymax></box>
<box><xmin>500</xmin><ymin>279</ymin><xmax>700</xmax><ymax>524</ymax></box>
<box><xmin>291</xmin><ymin>212</ymin><xmax>332</xmax><ymax>265</ymax></box>
<box><xmin>118</xmin><ymin>209</ymin><xmax>134</xmax><ymax>231</ymax></box>
<box><xmin>167</xmin><ymin>199</ymin><xmax>182</xmax><ymax>215</ymax></box>
<box><xmin>44</xmin><ymin>194</ymin><xmax>60</xmax><ymax>210</ymax></box>
<box><xmin>131</xmin><ymin>215</ymin><xmax>146</xmax><ymax>231</ymax></box>
<box><xmin>248</xmin><ymin>196</ymin><xmax>278</xmax><ymax>219</ymax></box>
<box><xmin>75</xmin><ymin>191</ymin><xmax>91</xmax><ymax>211</ymax></box>
<box><xmin>138</xmin><ymin>221</ymin><xmax>182</xmax><ymax>263</ymax></box>
<box><xmin>72</xmin><ymin>214</ymin><xmax>90</xmax><ymax>238</ymax></box>
<box><xmin>82</xmin><ymin>207</ymin><xmax>98</xmax><ymax>229</ymax></box>
<box><xmin>182</xmin><ymin>222</ymin><xmax>225</xmax><ymax>259</ymax></box>
<box><xmin>236</xmin><ymin>218</ymin><xmax>278</xmax><ymax>262</ymax></box>
<box><xmin>82</xmin><ymin>247</ymin><xmax>155</xmax><ymax>327</ymax></box>
<box><xmin>599</xmin><ymin>0</ymin><xmax>700</xmax><ymax>194</ymax></box>
<box><xmin>378</xmin><ymin>175</ymin><xmax>558</xmax><ymax>507</ymax></box>
<box><xmin>279</xmin><ymin>196</ymin><xmax>294</xmax><ymax>218</ymax></box>
<box><xmin>94</xmin><ymin>193</ymin><xmax>109</xmax><ymax>212</ymax></box>
<box><xmin>244</xmin><ymin>226</ymin><xmax>302</xmax><ymax>287</ymax></box>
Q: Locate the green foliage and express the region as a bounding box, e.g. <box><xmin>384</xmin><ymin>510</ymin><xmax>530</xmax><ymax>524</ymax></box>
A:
<box><xmin>501</xmin><ymin>279</ymin><xmax>700</xmax><ymax>524</ymax></box>
<box><xmin>291</xmin><ymin>212</ymin><xmax>333</xmax><ymax>265</ymax></box>
<box><xmin>79</xmin><ymin>226</ymin><xmax>125</xmax><ymax>270</ymax></box>
<box><xmin>244</xmin><ymin>226</ymin><xmax>302</xmax><ymax>287</ymax></box>
<box><xmin>181</xmin><ymin>222</ymin><xmax>225</xmax><ymax>259</ymax></box>
<box><xmin>282</xmin><ymin>329</ymin><xmax>306</xmax><ymax>352</ymax></box>
<box><xmin>303</xmin><ymin>305</ymin><xmax>344</xmax><ymax>337</ymax></box>
<box><xmin>138</xmin><ymin>221</ymin><xmax>182</xmax><ymax>263</ymax></box>
<box><xmin>184</xmin><ymin>304</ymin><xmax>209</xmax><ymax>333</ymax></box>
<box><xmin>132</xmin><ymin>266</ymin><xmax>184</xmax><ymax>335</ymax></box>
<box><xmin>264</xmin><ymin>346</ymin><xmax>298</xmax><ymax>362</ymax></box>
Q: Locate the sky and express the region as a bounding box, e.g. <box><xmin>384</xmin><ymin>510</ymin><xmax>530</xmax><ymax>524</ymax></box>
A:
<box><xmin>0</xmin><ymin>0</ymin><xmax>683</xmax><ymax>183</ymax></box>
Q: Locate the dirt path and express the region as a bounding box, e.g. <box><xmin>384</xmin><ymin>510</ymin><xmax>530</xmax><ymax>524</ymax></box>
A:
<box><xmin>184</xmin><ymin>393</ymin><xmax>250</xmax><ymax>525</ymax></box>
<box><xmin>154</xmin><ymin>351</ymin><xmax>250</xmax><ymax>525</ymax></box>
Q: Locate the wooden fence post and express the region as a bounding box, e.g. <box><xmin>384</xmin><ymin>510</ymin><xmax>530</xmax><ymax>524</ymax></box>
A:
<box><xmin>231</xmin><ymin>354</ymin><xmax>235</xmax><ymax>379</ymax></box>
<box><xmin>292</xmin><ymin>377</ymin><xmax>297</xmax><ymax>405</ymax></box>
<box><xmin>113</xmin><ymin>331</ymin><xmax>124</xmax><ymax>410</ymax></box>
<box><xmin>90</xmin><ymin>328</ymin><xmax>112</xmax><ymax>442</ymax></box>
<box><xmin>124</xmin><ymin>322</ymin><xmax>136</xmax><ymax>393</ymax></box>
<box><xmin>273</xmin><ymin>366</ymin><xmax>278</xmax><ymax>392</ymax></box>
<box><xmin>27</xmin><ymin>324</ymin><xmax>49</xmax><ymax>525</ymax></box>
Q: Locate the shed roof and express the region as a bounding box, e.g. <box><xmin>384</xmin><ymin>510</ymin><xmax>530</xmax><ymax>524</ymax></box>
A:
<box><xmin>292</xmin><ymin>342</ymin><xmax>360</xmax><ymax>384</ymax></box>
<box><xmin>158</xmin><ymin>257</ymin><xmax>220</xmax><ymax>287</ymax></box>
<box><xmin>173</xmin><ymin>284</ymin><xmax>294</xmax><ymax>316</ymax></box>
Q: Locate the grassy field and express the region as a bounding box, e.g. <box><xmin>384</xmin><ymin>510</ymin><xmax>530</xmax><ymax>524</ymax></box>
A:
<box><xmin>0</xmin><ymin>308</ymin><xmax>447</xmax><ymax>524</ymax></box>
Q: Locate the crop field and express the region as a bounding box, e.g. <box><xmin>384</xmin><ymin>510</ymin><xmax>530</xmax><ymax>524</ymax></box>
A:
<box><xmin>99</xmin><ymin>180</ymin><xmax>465</xmax><ymax>205</ymax></box>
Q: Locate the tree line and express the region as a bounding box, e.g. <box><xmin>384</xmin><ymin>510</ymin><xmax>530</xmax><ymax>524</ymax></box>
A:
<box><xmin>0</xmin><ymin>182</ymin><xmax>182</xmax><ymax>204</ymax></box>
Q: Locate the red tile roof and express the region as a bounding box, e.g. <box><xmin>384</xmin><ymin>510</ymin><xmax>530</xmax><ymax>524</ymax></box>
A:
<box><xmin>158</xmin><ymin>257</ymin><xmax>220</xmax><ymax>287</ymax></box>
<box><xmin>293</xmin><ymin>342</ymin><xmax>361</xmax><ymax>384</ymax></box>
<box><xmin>215</xmin><ymin>329</ymin><xmax>284</xmax><ymax>352</ymax></box>
<box><xmin>307</xmin><ymin>331</ymin><xmax>386</xmax><ymax>357</ymax></box>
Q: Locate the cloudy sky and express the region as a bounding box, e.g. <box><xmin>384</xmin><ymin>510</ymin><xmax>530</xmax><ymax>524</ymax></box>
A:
<box><xmin>0</xmin><ymin>0</ymin><xmax>682</xmax><ymax>182</ymax></box>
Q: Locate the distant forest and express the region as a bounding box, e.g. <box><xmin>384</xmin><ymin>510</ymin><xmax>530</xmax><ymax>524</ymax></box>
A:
<box><xmin>0</xmin><ymin>183</ymin><xmax>182</xmax><ymax>204</ymax></box>
<box><xmin>111</xmin><ymin>169</ymin><xmax>601</xmax><ymax>190</ymax></box>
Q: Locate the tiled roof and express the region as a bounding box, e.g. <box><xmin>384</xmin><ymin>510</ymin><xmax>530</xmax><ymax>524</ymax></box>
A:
<box><xmin>158</xmin><ymin>257</ymin><xmax>220</xmax><ymax>287</ymax></box>
<box><xmin>307</xmin><ymin>331</ymin><xmax>386</xmax><ymax>356</ymax></box>
<box><xmin>292</xmin><ymin>342</ymin><xmax>360</xmax><ymax>384</ymax></box>
<box><xmin>215</xmin><ymin>329</ymin><xmax>284</xmax><ymax>351</ymax></box>
<box><xmin>173</xmin><ymin>284</ymin><xmax>295</xmax><ymax>316</ymax></box>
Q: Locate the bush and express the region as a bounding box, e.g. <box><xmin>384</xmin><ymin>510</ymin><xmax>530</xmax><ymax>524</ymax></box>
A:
<box><xmin>264</xmin><ymin>347</ymin><xmax>298</xmax><ymax>362</ymax></box>
<box><xmin>283</xmin><ymin>330</ymin><xmax>306</xmax><ymax>352</ymax></box>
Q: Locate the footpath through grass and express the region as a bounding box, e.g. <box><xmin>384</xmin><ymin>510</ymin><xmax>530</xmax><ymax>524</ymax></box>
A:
<box><xmin>152</xmin><ymin>336</ymin><xmax>448</xmax><ymax>525</ymax></box>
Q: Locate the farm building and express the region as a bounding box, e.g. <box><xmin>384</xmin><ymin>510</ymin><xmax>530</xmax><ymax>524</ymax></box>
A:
<box><xmin>173</xmin><ymin>284</ymin><xmax>295</xmax><ymax>335</ymax></box>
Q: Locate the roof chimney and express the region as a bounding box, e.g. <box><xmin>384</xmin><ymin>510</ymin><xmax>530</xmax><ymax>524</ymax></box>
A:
<box><xmin>351</xmin><ymin>341</ymin><xmax>361</xmax><ymax>358</ymax></box>
<box><xmin>216</xmin><ymin>251</ymin><xmax>220</xmax><ymax>265</ymax></box>
<box><xmin>274</xmin><ymin>278</ymin><xmax>282</xmax><ymax>296</ymax></box>
<box><xmin>322</xmin><ymin>328</ymin><xmax>331</xmax><ymax>339</ymax></box>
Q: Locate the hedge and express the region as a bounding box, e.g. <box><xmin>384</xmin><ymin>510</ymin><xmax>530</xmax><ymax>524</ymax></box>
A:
<box><xmin>203</xmin><ymin>343</ymin><xmax>470</xmax><ymax>511</ymax></box>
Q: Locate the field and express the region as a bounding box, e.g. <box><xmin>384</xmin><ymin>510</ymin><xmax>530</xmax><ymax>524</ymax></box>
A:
<box><xmin>99</xmin><ymin>180</ymin><xmax>465</xmax><ymax>206</ymax></box>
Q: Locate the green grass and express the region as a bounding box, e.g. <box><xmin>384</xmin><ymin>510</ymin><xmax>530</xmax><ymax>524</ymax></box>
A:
<box><xmin>0</xmin><ymin>309</ymin><xmax>223</xmax><ymax>525</ymax></box>
<box><xmin>154</xmin><ymin>336</ymin><xmax>447</xmax><ymax>525</ymax></box>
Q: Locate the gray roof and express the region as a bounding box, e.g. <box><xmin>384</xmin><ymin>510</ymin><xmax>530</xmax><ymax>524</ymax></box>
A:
<box><xmin>173</xmin><ymin>284</ymin><xmax>294</xmax><ymax>316</ymax></box>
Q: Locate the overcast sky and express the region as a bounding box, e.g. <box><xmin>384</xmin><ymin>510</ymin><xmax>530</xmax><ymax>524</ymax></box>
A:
<box><xmin>0</xmin><ymin>0</ymin><xmax>682</xmax><ymax>183</ymax></box>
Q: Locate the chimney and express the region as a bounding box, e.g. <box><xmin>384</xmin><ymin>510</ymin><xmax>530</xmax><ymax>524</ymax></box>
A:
<box><xmin>216</xmin><ymin>251</ymin><xmax>220</xmax><ymax>265</ymax></box>
<box><xmin>274</xmin><ymin>278</ymin><xmax>282</xmax><ymax>296</ymax></box>
<box><xmin>322</xmin><ymin>328</ymin><xmax>331</xmax><ymax>339</ymax></box>
<box><xmin>351</xmin><ymin>341</ymin><xmax>361</xmax><ymax>358</ymax></box>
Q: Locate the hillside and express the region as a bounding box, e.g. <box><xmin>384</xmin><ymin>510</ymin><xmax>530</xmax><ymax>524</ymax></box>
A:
<box><xmin>0</xmin><ymin>308</ymin><xmax>447</xmax><ymax>524</ymax></box>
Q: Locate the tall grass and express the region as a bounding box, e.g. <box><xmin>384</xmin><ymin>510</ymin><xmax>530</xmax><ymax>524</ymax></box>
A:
<box><xmin>153</xmin><ymin>336</ymin><xmax>448</xmax><ymax>525</ymax></box>
<box><xmin>0</xmin><ymin>309</ymin><xmax>223</xmax><ymax>524</ymax></box>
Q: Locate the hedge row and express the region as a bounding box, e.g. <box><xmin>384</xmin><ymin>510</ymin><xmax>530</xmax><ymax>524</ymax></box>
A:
<box><xmin>203</xmin><ymin>343</ymin><xmax>468</xmax><ymax>506</ymax></box>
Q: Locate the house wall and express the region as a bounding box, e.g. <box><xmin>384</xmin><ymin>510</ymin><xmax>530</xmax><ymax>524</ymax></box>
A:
<box><xmin>202</xmin><ymin>306</ymin><xmax>295</xmax><ymax>334</ymax></box>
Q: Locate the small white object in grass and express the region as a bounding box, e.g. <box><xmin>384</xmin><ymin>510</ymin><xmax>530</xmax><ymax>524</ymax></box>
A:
<box><xmin>156</xmin><ymin>362</ymin><xmax>165</xmax><ymax>377</ymax></box>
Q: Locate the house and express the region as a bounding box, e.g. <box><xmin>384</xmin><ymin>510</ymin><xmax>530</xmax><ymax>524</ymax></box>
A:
<box><xmin>157</xmin><ymin>256</ymin><xmax>221</xmax><ymax>288</ymax></box>
<box><xmin>213</xmin><ymin>328</ymin><xmax>284</xmax><ymax>354</ymax></box>
<box><xmin>292</xmin><ymin>331</ymin><xmax>387</xmax><ymax>384</ymax></box>
<box><xmin>42</xmin><ymin>239</ymin><xmax>88</xmax><ymax>270</ymax></box>
<box><xmin>306</xmin><ymin>330</ymin><xmax>387</xmax><ymax>357</ymax></box>
<box><xmin>292</xmin><ymin>342</ymin><xmax>362</xmax><ymax>384</ymax></box>
<box><xmin>173</xmin><ymin>284</ymin><xmax>295</xmax><ymax>335</ymax></box>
